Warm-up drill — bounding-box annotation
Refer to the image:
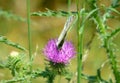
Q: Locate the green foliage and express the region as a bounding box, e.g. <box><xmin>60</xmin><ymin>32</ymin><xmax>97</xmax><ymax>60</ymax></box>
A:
<box><xmin>82</xmin><ymin>69</ymin><xmax>109</xmax><ymax>83</ymax></box>
<box><xmin>91</xmin><ymin>0</ymin><xmax>120</xmax><ymax>82</ymax></box>
<box><xmin>31</xmin><ymin>9</ymin><xmax>76</xmax><ymax>17</ymax></box>
<box><xmin>111</xmin><ymin>0</ymin><xmax>120</xmax><ymax>8</ymax></box>
<box><xmin>0</xmin><ymin>10</ymin><xmax>26</xmax><ymax>22</ymax></box>
<box><xmin>0</xmin><ymin>35</ymin><xmax>26</xmax><ymax>51</ymax></box>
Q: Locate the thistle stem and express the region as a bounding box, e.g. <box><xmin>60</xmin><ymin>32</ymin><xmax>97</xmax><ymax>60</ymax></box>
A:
<box><xmin>68</xmin><ymin>0</ymin><xmax>71</xmax><ymax>12</ymax></box>
<box><xmin>76</xmin><ymin>0</ymin><xmax>84</xmax><ymax>83</ymax></box>
<box><xmin>26</xmin><ymin>0</ymin><xmax>32</xmax><ymax>71</ymax></box>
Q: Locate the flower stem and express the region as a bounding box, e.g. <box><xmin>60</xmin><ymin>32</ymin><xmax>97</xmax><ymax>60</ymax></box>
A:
<box><xmin>76</xmin><ymin>0</ymin><xmax>84</xmax><ymax>83</ymax></box>
<box><xmin>68</xmin><ymin>0</ymin><xmax>71</xmax><ymax>12</ymax></box>
<box><xmin>26</xmin><ymin>0</ymin><xmax>32</xmax><ymax>71</ymax></box>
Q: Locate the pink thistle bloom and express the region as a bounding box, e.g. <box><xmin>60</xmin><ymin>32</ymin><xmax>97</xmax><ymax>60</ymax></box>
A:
<box><xmin>43</xmin><ymin>39</ymin><xmax>76</xmax><ymax>64</ymax></box>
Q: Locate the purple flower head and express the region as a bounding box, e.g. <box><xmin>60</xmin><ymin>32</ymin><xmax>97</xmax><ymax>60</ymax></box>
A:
<box><xmin>43</xmin><ymin>39</ymin><xmax>76</xmax><ymax>64</ymax></box>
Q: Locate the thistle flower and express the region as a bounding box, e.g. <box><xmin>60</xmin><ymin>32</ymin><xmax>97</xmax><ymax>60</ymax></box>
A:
<box><xmin>43</xmin><ymin>39</ymin><xmax>76</xmax><ymax>64</ymax></box>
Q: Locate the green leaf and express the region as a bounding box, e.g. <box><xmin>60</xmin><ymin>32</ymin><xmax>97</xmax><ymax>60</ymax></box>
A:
<box><xmin>31</xmin><ymin>9</ymin><xmax>76</xmax><ymax>17</ymax></box>
<box><xmin>111</xmin><ymin>0</ymin><xmax>120</xmax><ymax>8</ymax></box>
<box><xmin>108</xmin><ymin>7</ymin><xmax>120</xmax><ymax>15</ymax></box>
<box><xmin>0</xmin><ymin>35</ymin><xmax>26</xmax><ymax>51</ymax></box>
<box><xmin>108</xmin><ymin>27</ymin><xmax>120</xmax><ymax>39</ymax></box>
<box><xmin>0</xmin><ymin>10</ymin><xmax>26</xmax><ymax>22</ymax></box>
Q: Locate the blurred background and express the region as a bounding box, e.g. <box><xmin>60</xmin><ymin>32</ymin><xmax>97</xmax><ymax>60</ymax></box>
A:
<box><xmin>0</xmin><ymin>0</ymin><xmax>120</xmax><ymax>83</ymax></box>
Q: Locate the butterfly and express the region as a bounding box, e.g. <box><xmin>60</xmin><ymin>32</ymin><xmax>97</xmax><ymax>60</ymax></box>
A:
<box><xmin>56</xmin><ymin>15</ymin><xmax>75</xmax><ymax>49</ymax></box>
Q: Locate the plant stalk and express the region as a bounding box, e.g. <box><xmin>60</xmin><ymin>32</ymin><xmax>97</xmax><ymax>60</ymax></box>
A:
<box><xmin>26</xmin><ymin>0</ymin><xmax>32</xmax><ymax>71</ymax></box>
<box><xmin>68</xmin><ymin>0</ymin><xmax>71</xmax><ymax>12</ymax></box>
<box><xmin>76</xmin><ymin>0</ymin><xmax>84</xmax><ymax>83</ymax></box>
